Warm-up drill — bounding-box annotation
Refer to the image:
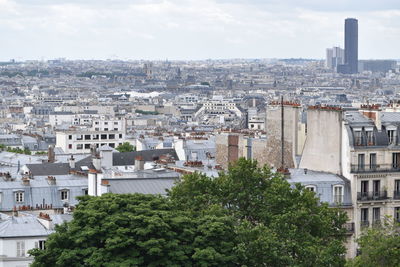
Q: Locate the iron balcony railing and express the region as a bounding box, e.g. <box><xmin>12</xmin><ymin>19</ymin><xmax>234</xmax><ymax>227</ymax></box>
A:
<box><xmin>351</xmin><ymin>164</ymin><xmax>400</xmax><ymax>173</ymax></box>
<box><xmin>357</xmin><ymin>191</ymin><xmax>388</xmax><ymax>201</ymax></box>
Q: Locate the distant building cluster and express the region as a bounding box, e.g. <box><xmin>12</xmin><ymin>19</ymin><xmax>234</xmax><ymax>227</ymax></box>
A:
<box><xmin>0</xmin><ymin>53</ymin><xmax>398</xmax><ymax>265</ymax></box>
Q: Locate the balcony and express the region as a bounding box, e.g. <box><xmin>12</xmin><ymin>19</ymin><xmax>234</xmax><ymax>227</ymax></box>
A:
<box><xmin>351</xmin><ymin>164</ymin><xmax>400</xmax><ymax>173</ymax></box>
<box><xmin>357</xmin><ymin>191</ymin><xmax>388</xmax><ymax>201</ymax></box>
<box><xmin>394</xmin><ymin>191</ymin><xmax>400</xmax><ymax>200</ymax></box>
<box><xmin>360</xmin><ymin>220</ymin><xmax>370</xmax><ymax>228</ymax></box>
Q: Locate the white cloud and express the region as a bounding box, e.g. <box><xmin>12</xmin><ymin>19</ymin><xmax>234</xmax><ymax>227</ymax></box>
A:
<box><xmin>0</xmin><ymin>0</ymin><xmax>398</xmax><ymax>60</ymax></box>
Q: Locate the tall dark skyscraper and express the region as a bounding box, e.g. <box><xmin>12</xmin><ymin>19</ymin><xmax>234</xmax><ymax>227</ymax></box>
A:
<box><xmin>344</xmin><ymin>18</ymin><xmax>358</xmax><ymax>74</ymax></box>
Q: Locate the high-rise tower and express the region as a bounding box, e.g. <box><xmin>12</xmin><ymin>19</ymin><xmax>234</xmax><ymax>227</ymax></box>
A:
<box><xmin>344</xmin><ymin>18</ymin><xmax>358</xmax><ymax>74</ymax></box>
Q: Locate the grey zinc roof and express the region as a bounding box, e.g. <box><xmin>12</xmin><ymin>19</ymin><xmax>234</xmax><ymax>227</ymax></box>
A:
<box><xmin>25</xmin><ymin>163</ymin><xmax>70</xmax><ymax>176</ymax></box>
<box><xmin>0</xmin><ymin>216</ymin><xmax>52</xmax><ymax>237</ymax></box>
<box><xmin>0</xmin><ymin>213</ymin><xmax>72</xmax><ymax>238</ymax></box>
<box><xmin>112</xmin><ymin>149</ymin><xmax>178</xmax><ymax>166</ymax></box>
<box><xmin>108</xmin><ymin>178</ymin><xmax>178</xmax><ymax>195</ymax></box>
<box><xmin>287</xmin><ymin>168</ymin><xmax>351</xmax><ymax>206</ymax></box>
<box><xmin>381</xmin><ymin>112</ymin><xmax>400</xmax><ymax>123</ymax></box>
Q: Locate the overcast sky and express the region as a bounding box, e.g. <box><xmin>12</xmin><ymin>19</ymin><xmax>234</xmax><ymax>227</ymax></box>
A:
<box><xmin>0</xmin><ymin>0</ymin><xmax>399</xmax><ymax>60</ymax></box>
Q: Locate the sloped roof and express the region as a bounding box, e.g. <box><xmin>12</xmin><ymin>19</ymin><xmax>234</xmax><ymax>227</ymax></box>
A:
<box><xmin>112</xmin><ymin>149</ymin><xmax>178</xmax><ymax>166</ymax></box>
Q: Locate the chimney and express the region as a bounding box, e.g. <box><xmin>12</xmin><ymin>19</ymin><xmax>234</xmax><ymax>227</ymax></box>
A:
<box><xmin>69</xmin><ymin>155</ymin><xmax>75</xmax><ymax>169</ymax></box>
<box><xmin>37</xmin><ymin>212</ymin><xmax>54</xmax><ymax>230</ymax></box>
<box><xmin>135</xmin><ymin>156</ymin><xmax>144</xmax><ymax>171</ymax></box>
<box><xmin>93</xmin><ymin>156</ymin><xmax>101</xmax><ymax>171</ymax></box>
<box><xmin>12</xmin><ymin>206</ymin><xmax>18</xmax><ymax>217</ymax></box>
<box><xmin>47</xmin><ymin>176</ymin><xmax>56</xmax><ymax>185</ymax></box>
<box><xmin>48</xmin><ymin>145</ymin><xmax>55</xmax><ymax>163</ymax></box>
<box><xmin>361</xmin><ymin>105</ymin><xmax>382</xmax><ymax>131</ymax></box>
<box><xmin>22</xmin><ymin>177</ymin><xmax>30</xmax><ymax>186</ymax></box>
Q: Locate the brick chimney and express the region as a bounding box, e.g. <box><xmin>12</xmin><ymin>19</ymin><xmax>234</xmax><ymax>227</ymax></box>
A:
<box><xmin>135</xmin><ymin>156</ymin><xmax>144</xmax><ymax>171</ymax></box>
<box><xmin>48</xmin><ymin>145</ymin><xmax>55</xmax><ymax>163</ymax></box>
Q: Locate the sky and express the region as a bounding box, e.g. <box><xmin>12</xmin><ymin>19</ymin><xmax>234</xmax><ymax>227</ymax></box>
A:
<box><xmin>0</xmin><ymin>0</ymin><xmax>399</xmax><ymax>61</ymax></box>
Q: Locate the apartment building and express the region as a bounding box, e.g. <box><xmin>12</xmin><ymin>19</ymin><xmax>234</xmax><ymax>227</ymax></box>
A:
<box><xmin>300</xmin><ymin>105</ymin><xmax>400</xmax><ymax>257</ymax></box>
<box><xmin>56</xmin><ymin>118</ymin><xmax>126</xmax><ymax>153</ymax></box>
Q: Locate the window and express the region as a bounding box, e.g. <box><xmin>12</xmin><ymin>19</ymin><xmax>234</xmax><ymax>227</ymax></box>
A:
<box><xmin>361</xmin><ymin>208</ymin><xmax>369</xmax><ymax>227</ymax></box>
<box><xmin>388</xmin><ymin>130</ymin><xmax>396</xmax><ymax>144</ymax></box>
<box><xmin>15</xmin><ymin>192</ymin><xmax>24</xmax><ymax>203</ymax></box>
<box><xmin>60</xmin><ymin>190</ymin><xmax>69</xmax><ymax>201</ymax></box>
<box><xmin>373</xmin><ymin>207</ymin><xmax>380</xmax><ymax>225</ymax></box>
<box><xmin>101</xmin><ymin>134</ymin><xmax>107</xmax><ymax>140</ymax></box>
<box><xmin>109</xmin><ymin>143</ymin><xmax>115</xmax><ymax>148</ymax></box>
<box><xmin>84</xmin><ymin>144</ymin><xmax>91</xmax><ymax>149</ymax></box>
<box><xmin>358</xmin><ymin>154</ymin><xmax>365</xmax><ymax>170</ymax></box>
<box><xmin>77</xmin><ymin>135</ymin><xmax>83</xmax><ymax>140</ymax></box>
<box><xmin>104</xmin><ymin>128</ymin><xmax>108</xmax><ymax>131</ymax></box>
<box><xmin>119</xmin><ymin>134</ymin><xmax>122</xmax><ymax>139</ymax></box>
<box><xmin>104</xmin><ymin>122</ymin><xmax>108</xmax><ymax>125</ymax></box>
<box><xmin>393</xmin><ymin>153</ymin><xmax>400</xmax><ymax>169</ymax></box>
<box><xmin>114</xmin><ymin>128</ymin><xmax>118</xmax><ymax>131</ymax></box>
<box><xmin>35</xmin><ymin>240</ymin><xmax>46</xmax><ymax>250</ymax></box>
<box><xmin>395</xmin><ymin>207</ymin><xmax>400</xmax><ymax>222</ymax></box>
<box><xmin>93</xmin><ymin>134</ymin><xmax>99</xmax><ymax>140</ymax></box>
<box><xmin>76</xmin><ymin>144</ymin><xmax>83</xmax><ymax>150</ymax></box>
<box><xmin>370</xmin><ymin>153</ymin><xmax>377</xmax><ymax>170</ymax></box>
<box><xmin>83</xmin><ymin>189</ymin><xmax>88</xmax><ymax>195</ymax></box>
<box><xmin>114</xmin><ymin>122</ymin><xmax>118</xmax><ymax>125</ymax></box>
<box><xmin>95</xmin><ymin>128</ymin><xmax>100</xmax><ymax>131</ymax></box>
<box><xmin>360</xmin><ymin>181</ymin><xmax>368</xmax><ymax>199</ymax></box>
<box><xmin>354</xmin><ymin>131</ymin><xmax>363</xmax><ymax>146</ymax></box>
<box><xmin>108</xmin><ymin>134</ymin><xmax>115</xmax><ymax>140</ymax></box>
<box><xmin>395</xmin><ymin>180</ymin><xmax>400</xmax><ymax>199</ymax></box>
<box><xmin>95</xmin><ymin>121</ymin><xmax>99</xmax><ymax>125</ymax></box>
<box><xmin>68</xmin><ymin>144</ymin><xmax>72</xmax><ymax>149</ymax></box>
<box><xmin>373</xmin><ymin>180</ymin><xmax>380</xmax><ymax>196</ymax></box>
<box><xmin>366</xmin><ymin>131</ymin><xmax>374</xmax><ymax>145</ymax></box>
<box><xmin>304</xmin><ymin>185</ymin><xmax>315</xmax><ymax>192</ymax></box>
<box><xmin>333</xmin><ymin>185</ymin><xmax>344</xmax><ymax>204</ymax></box>
<box><xmin>84</xmin><ymin>135</ymin><xmax>91</xmax><ymax>140</ymax></box>
<box><xmin>16</xmin><ymin>241</ymin><xmax>25</xmax><ymax>257</ymax></box>
<box><xmin>68</xmin><ymin>135</ymin><xmax>72</xmax><ymax>140</ymax></box>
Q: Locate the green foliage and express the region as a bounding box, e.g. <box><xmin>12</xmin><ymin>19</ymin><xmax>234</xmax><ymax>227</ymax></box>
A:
<box><xmin>34</xmin><ymin>151</ymin><xmax>48</xmax><ymax>155</ymax></box>
<box><xmin>200</xmin><ymin>82</ymin><xmax>210</xmax><ymax>86</ymax></box>
<box><xmin>5</xmin><ymin>146</ymin><xmax>31</xmax><ymax>155</ymax></box>
<box><xmin>29</xmin><ymin>194</ymin><xmax>238</xmax><ymax>267</ymax></box>
<box><xmin>30</xmin><ymin>158</ymin><xmax>348</xmax><ymax>267</ymax></box>
<box><xmin>116</xmin><ymin>142</ymin><xmax>136</xmax><ymax>153</ymax></box>
<box><xmin>135</xmin><ymin>109</ymin><xmax>159</xmax><ymax>115</ymax></box>
<box><xmin>169</xmin><ymin>158</ymin><xmax>348</xmax><ymax>267</ymax></box>
<box><xmin>346</xmin><ymin>219</ymin><xmax>400</xmax><ymax>267</ymax></box>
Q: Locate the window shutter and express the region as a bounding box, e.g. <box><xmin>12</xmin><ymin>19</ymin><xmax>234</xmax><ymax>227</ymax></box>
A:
<box><xmin>35</xmin><ymin>241</ymin><xmax>39</xmax><ymax>248</ymax></box>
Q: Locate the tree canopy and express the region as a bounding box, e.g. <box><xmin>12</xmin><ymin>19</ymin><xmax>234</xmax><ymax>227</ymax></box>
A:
<box><xmin>30</xmin><ymin>158</ymin><xmax>348</xmax><ymax>267</ymax></box>
<box><xmin>168</xmin><ymin>158</ymin><xmax>348</xmax><ymax>266</ymax></box>
<box><xmin>116</xmin><ymin>142</ymin><xmax>135</xmax><ymax>152</ymax></box>
<box><xmin>346</xmin><ymin>219</ymin><xmax>400</xmax><ymax>267</ymax></box>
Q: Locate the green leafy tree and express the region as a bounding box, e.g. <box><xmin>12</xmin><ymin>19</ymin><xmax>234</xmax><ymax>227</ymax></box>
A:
<box><xmin>29</xmin><ymin>194</ymin><xmax>238</xmax><ymax>267</ymax></box>
<box><xmin>116</xmin><ymin>142</ymin><xmax>135</xmax><ymax>152</ymax></box>
<box><xmin>346</xmin><ymin>219</ymin><xmax>400</xmax><ymax>267</ymax></box>
<box><xmin>169</xmin><ymin>158</ymin><xmax>348</xmax><ymax>267</ymax></box>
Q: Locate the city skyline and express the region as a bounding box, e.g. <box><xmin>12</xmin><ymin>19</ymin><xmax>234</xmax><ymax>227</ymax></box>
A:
<box><xmin>0</xmin><ymin>0</ymin><xmax>399</xmax><ymax>61</ymax></box>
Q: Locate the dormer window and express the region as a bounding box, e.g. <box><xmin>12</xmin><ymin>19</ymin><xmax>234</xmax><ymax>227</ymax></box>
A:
<box><xmin>305</xmin><ymin>185</ymin><xmax>317</xmax><ymax>192</ymax></box>
<box><xmin>388</xmin><ymin>129</ymin><xmax>396</xmax><ymax>144</ymax></box>
<box><xmin>333</xmin><ymin>185</ymin><xmax>344</xmax><ymax>204</ymax></box>
<box><xmin>366</xmin><ymin>131</ymin><xmax>374</xmax><ymax>145</ymax></box>
<box><xmin>354</xmin><ymin>131</ymin><xmax>362</xmax><ymax>146</ymax></box>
